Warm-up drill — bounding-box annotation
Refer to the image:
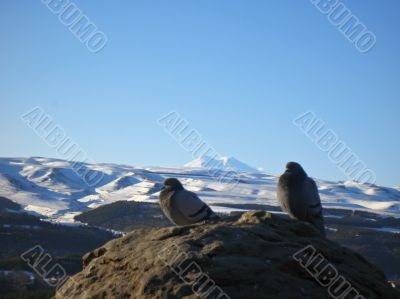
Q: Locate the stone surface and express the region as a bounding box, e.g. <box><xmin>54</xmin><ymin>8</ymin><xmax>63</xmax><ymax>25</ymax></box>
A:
<box><xmin>55</xmin><ymin>211</ymin><xmax>400</xmax><ymax>299</ymax></box>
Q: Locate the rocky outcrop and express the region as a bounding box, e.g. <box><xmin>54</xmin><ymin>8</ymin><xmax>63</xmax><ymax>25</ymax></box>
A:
<box><xmin>55</xmin><ymin>211</ymin><xmax>399</xmax><ymax>299</ymax></box>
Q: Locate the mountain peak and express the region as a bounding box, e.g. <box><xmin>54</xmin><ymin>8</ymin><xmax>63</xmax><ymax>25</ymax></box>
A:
<box><xmin>184</xmin><ymin>155</ymin><xmax>259</xmax><ymax>173</ymax></box>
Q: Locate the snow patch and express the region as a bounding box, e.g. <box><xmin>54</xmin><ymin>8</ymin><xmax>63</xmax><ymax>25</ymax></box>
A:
<box><xmin>0</xmin><ymin>157</ymin><xmax>399</xmax><ymax>224</ymax></box>
<box><xmin>184</xmin><ymin>156</ymin><xmax>259</xmax><ymax>173</ymax></box>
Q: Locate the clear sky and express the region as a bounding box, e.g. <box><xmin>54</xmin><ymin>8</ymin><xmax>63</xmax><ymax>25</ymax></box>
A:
<box><xmin>1</xmin><ymin>1</ymin><xmax>399</xmax><ymax>187</ymax></box>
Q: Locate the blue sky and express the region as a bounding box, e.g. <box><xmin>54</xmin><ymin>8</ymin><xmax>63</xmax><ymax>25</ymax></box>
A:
<box><xmin>1</xmin><ymin>1</ymin><xmax>399</xmax><ymax>186</ymax></box>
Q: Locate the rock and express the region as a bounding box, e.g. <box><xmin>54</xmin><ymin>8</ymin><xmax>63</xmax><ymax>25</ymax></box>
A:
<box><xmin>83</xmin><ymin>247</ymin><xmax>108</xmax><ymax>267</ymax></box>
<box><xmin>55</xmin><ymin>211</ymin><xmax>399</xmax><ymax>299</ymax></box>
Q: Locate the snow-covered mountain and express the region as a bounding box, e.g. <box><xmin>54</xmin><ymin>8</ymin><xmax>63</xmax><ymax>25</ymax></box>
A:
<box><xmin>0</xmin><ymin>157</ymin><xmax>399</xmax><ymax>223</ymax></box>
<box><xmin>184</xmin><ymin>155</ymin><xmax>259</xmax><ymax>173</ymax></box>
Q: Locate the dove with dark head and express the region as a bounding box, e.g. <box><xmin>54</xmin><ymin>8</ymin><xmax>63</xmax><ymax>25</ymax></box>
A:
<box><xmin>277</xmin><ymin>162</ymin><xmax>325</xmax><ymax>236</ymax></box>
<box><xmin>159</xmin><ymin>178</ymin><xmax>217</xmax><ymax>226</ymax></box>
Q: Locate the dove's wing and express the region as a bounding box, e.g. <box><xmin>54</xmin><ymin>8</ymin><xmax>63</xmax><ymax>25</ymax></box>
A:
<box><xmin>304</xmin><ymin>177</ymin><xmax>325</xmax><ymax>236</ymax></box>
<box><xmin>174</xmin><ymin>190</ymin><xmax>213</xmax><ymax>223</ymax></box>
<box><xmin>277</xmin><ymin>173</ymin><xmax>308</xmax><ymax>220</ymax></box>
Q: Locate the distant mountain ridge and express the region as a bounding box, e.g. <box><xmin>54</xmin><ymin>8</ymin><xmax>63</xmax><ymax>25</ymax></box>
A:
<box><xmin>0</xmin><ymin>157</ymin><xmax>400</xmax><ymax>224</ymax></box>
<box><xmin>0</xmin><ymin>196</ymin><xmax>21</xmax><ymax>211</ymax></box>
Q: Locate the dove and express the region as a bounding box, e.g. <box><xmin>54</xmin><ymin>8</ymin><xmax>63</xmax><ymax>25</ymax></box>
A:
<box><xmin>277</xmin><ymin>162</ymin><xmax>325</xmax><ymax>236</ymax></box>
<box><xmin>159</xmin><ymin>178</ymin><xmax>218</xmax><ymax>226</ymax></box>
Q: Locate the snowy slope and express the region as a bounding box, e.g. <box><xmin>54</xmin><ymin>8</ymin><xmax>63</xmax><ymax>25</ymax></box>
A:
<box><xmin>0</xmin><ymin>157</ymin><xmax>399</xmax><ymax>223</ymax></box>
<box><xmin>184</xmin><ymin>156</ymin><xmax>259</xmax><ymax>173</ymax></box>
